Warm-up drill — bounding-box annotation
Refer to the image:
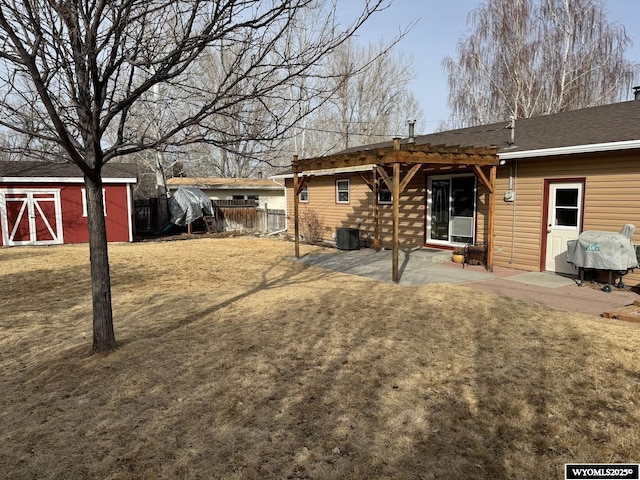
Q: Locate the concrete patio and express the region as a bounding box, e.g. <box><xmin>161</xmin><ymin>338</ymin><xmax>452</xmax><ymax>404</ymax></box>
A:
<box><xmin>292</xmin><ymin>247</ymin><xmax>640</xmax><ymax>318</ymax></box>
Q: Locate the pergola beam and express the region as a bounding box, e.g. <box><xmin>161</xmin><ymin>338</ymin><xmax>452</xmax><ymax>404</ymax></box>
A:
<box><xmin>291</xmin><ymin>143</ymin><xmax>499</xmax><ymax>174</ymax></box>
<box><xmin>292</xmin><ymin>152</ymin><xmax>498</xmax><ymax>173</ymax></box>
<box><xmin>472</xmin><ymin>165</ymin><xmax>494</xmax><ymax>194</ymax></box>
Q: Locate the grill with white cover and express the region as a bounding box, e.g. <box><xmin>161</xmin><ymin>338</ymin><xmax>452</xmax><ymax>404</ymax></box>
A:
<box><xmin>567</xmin><ymin>225</ymin><xmax>638</xmax><ymax>292</ymax></box>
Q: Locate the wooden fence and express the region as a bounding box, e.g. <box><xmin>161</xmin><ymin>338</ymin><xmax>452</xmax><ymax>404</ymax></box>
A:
<box><xmin>134</xmin><ymin>197</ymin><xmax>286</xmax><ymax>235</ymax></box>
<box><xmin>211</xmin><ymin>200</ymin><xmax>286</xmax><ymax>233</ymax></box>
<box><xmin>134</xmin><ymin>198</ymin><xmax>159</xmax><ymax>233</ymax></box>
<box><xmin>258</xmin><ymin>207</ymin><xmax>286</xmax><ymax>233</ymax></box>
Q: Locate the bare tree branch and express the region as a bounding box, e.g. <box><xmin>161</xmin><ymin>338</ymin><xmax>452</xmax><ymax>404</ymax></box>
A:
<box><xmin>442</xmin><ymin>0</ymin><xmax>640</xmax><ymax>128</ymax></box>
<box><xmin>0</xmin><ymin>0</ymin><xmax>387</xmax><ymax>352</ymax></box>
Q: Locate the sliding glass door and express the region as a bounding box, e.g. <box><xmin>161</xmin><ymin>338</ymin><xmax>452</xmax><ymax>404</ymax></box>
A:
<box><xmin>427</xmin><ymin>175</ymin><xmax>476</xmax><ymax>246</ymax></box>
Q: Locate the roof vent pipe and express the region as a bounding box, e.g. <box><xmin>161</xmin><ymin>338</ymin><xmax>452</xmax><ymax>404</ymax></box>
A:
<box><xmin>407</xmin><ymin>118</ymin><xmax>416</xmax><ymax>145</ymax></box>
<box><xmin>506</xmin><ymin>116</ymin><xmax>516</xmax><ymax>147</ymax></box>
<box><xmin>634</xmin><ymin>86</ymin><xmax>640</xmax><ymax>101</ymax></box>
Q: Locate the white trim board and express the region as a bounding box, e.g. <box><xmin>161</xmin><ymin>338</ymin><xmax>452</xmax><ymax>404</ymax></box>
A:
<box><xmin>499</xmin><ymin>139</ymin><xmax>640</xmax><ymax>160</ymax></box>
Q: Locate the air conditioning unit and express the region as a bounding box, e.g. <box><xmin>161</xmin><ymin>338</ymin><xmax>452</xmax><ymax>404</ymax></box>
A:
<box><xmin>336</xmin><ymin>227</ymin><xmax>360</xmax><ymax>250</ymax></box>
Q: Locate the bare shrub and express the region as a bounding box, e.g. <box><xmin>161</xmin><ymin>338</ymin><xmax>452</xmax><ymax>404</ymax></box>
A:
<box><xmin>301</xmin><ymin>209</ymin><xmax>325</xmax><ymax>244</ymax></box>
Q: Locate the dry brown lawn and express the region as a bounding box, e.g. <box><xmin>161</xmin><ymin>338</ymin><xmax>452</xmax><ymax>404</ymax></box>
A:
<box><xmin>2</xmin><ymin>236</ymin><xmax>640</xmax><ymax>480</ymax></box>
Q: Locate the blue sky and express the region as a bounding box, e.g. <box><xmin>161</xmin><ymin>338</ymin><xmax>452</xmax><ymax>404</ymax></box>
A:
<box><xmin>346</xmin><ymin>0</ymin><xmax>640</xmax><ymax>134</ymax></box>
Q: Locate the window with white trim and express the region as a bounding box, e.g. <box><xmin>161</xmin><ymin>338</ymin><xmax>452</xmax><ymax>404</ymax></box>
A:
<box><xmin>378</xmin><ymin>184</ymin><xmax>392</xmax><ymax>204</ymax></box>
<box><xmin>299</xmin><ymin>185</ymin><xmax>309</xmax><ymax>202</ymax></box>
<box><xmin>81</xmin><ymin>188</ymin><xmax>107</xmax><ymax>217</ymax></box>
<box><xmin>336</xmin><ymin>179</ymin><xmax>350</xmax><ymax>204</ymax></box>
<box><xmin>232</xmin><ymin>194</ymin><xmax>259</xmax><ymax>205</ymax></box>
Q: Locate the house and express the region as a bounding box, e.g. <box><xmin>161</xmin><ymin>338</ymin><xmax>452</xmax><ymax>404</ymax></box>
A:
<box><xmin>166</xmin><ymin>177</ymin><xmax>286</xmax><ymax>210</ymax></box>
<box><xmin>0</xmin><ymin>161</ymin><xmax>137</xmax><ymax>246</ymax></box>
<box><xmin>276</xmin><ymin>97</ymin><xmax>640</xmax><ymax>284</ymax></box>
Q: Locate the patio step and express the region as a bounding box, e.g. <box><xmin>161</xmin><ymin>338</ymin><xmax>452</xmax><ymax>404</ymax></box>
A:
<box><xmin>409</xmin><ymin>248</ymin><xmax>454</xmax><ymax>264</ymax></box>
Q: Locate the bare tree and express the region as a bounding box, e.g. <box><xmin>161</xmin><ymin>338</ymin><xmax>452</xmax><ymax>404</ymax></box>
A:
<box><xmin>0</xmin><ymin>0</ymin><xmax>387</xmax><ymax>352</ymax></box>
<box><xmin>442</xmin><ymin>0</ymin><xmax>640</xmax><ymax>128</ymax></box>
<box><xmin>293</xmin><ymin>38</ymin><xmax>423</xmax><ymax>158</ymax></box>
<box><xmin>177</xmin><ymin>44</ymin><xmax>293</xmax><ymax>178</ymax></box>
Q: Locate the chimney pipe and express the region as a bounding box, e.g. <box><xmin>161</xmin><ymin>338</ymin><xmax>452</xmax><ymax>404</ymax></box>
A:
<box><xmin>634</xmin><ymin>86</ymin><xmax>640</xmax><ymax>101</ymax></box>
<box><xmin>407</xmin><ymin>118</ymin><xmax>416</xmax><ymax>145</ymax></box>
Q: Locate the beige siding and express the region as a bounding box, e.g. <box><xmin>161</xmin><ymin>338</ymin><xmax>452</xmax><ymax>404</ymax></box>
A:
<box><xmin>287</xmin><ymin>174</ymin><xmax>371</xmax><ymax>242</ymax></box>
<box><xmin>286</xmin><ymin>169</ymin><xmax>427</xmax><ymax>248</ymax></box>
<box><xmin>493</xmin><ymin>150</ymin><xmax>640</xmax><ymax>286</ymax></box>
<box><xmin>288</xmin><ymin>150</ymin><xmax>640</xmax><ymax>287</ymax></box>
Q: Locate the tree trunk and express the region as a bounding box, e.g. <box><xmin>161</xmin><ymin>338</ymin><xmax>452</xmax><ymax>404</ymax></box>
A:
<box><xmin>85</xmin><ymin>174</ymin><xmax>117</xmax><ymax>352</ymax></box>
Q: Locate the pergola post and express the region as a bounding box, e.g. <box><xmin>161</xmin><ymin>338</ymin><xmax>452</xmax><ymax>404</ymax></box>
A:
<box><xmin>373</xmin><ymin>168</ymin><xmax>380</xmax><ymax>251</ymax></box>
<box><xmin>392</xmin><ymin>138</ymin><xmax>401</xmax><ymax>283</ymax></box>
<box><xmin>472</xmin><ymin>164</ymin><xmax>497</xmax><ymax>271</ymax></box>
<box><xmin>293</xmin><ymin>155</ymin><xmax>300</xmax><ymax>258</ymax></box>
<box><xmin>487</xmin><ymin>165</ymin><xmax>497</xmax><ymax>271</ymax></box>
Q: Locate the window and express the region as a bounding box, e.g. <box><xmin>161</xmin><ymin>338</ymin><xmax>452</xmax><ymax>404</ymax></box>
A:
<box><xmin>81</xmin><ymin>188</ymin><xmax>106</xmax><ymax>217</ymax></box>
<box><xmin>299</xmin><ymin>185</ymin><xmax>309</xmax><ymax>202</ymax></box>
<box><xmin>428</xmin><ymin>175</ymin><xmax>476</xmax><ymax>245</ymax></box>
<box><xmin>232</xmin><ymin>194</ymin><xmax>259</xmax><ymax>205</ymax></box>
<box><xmin>336</xmin><ymin>179</ymin><xmax>350</xmax><ymax>204</ymax></box>
<box><xmin>378</xmin><ymin>185</ymin><xmax>392</xmax><ymax>204</ymax></box>
<box><xmin>554</xmin><ymin>188</ymin><xmax>579</xmax><ymax>227</ymax></box>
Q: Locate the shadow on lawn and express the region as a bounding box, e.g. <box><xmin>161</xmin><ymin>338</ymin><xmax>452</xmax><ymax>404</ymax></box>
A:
<box><xmin>111</xmin><ymin>282</ymin><xmax>572</xmax><ymax>478</ymax></box>
<box><xmin>5</xmin><ymin>252</ymin><xmax>639</xmax><ymax>479</ymax></box>
<box><xmin>106</xmin><ymin>274</ymin><xmax>573</xmax><ymax>478</ymax></box>
<box><xmin>439</xmin><ymin>297</ymin><xmax>626</xmax><ymax>480</ymax></box>
<box><xmin>0</xmin><ymin>247</ymin><xmax>55</xmax><ymax>262</ymax></box>
<box><xmin>0</xmin><ymin>264</ymin><xmax>92</xmax><ymax>321</ymax></box>
<box><xmin>114</xmin><ymin>256</ymin><xmax>334</xmax><ymax>347</ymax></box>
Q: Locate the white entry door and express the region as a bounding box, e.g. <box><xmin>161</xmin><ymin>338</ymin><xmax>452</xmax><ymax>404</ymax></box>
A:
<box><xmin>0</xmin><ymin>189</ymin><xmax>63</xmax><ymax>246</ymax></box>
<box><xmin>544</xmin><ymin>182</ymin><xmax>583</xmax><ymax>274</ymax></box>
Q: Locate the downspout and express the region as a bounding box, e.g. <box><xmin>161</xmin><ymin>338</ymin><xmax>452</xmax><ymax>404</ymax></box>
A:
<box><xmin>268</xmin><ymin>177</ymin><xmax>288</xmax><ymax>235</ymax></box>
<box><xmin>504</xmin><ymin>115</ymin><xmax>517</xmax><ymax>264</ymax></box>
<box><xmin>509</xmin><ymin>159</ymin><xmax>517</xmax><ymax>264</ymax></box>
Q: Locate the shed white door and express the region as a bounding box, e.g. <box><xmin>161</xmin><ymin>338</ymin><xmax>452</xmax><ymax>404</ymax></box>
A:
<box><xmin>544</xmin><ymin>182</ymin><xmax>582</xmax><ymax>274</ymax></box>
<box><xmin>0</xmin><ymin>189</ymin><xmax>63</xmax><ymax>246</ymax></box>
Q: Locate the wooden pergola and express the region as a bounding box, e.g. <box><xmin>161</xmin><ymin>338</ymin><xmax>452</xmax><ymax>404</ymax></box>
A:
<box><xmin>292</xmin><ymin>138</ymin><xmax>500</xmax><ymax>282</ymax></box>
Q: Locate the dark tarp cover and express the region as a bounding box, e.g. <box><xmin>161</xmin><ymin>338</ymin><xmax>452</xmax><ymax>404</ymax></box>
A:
<box><xmin>168</xmin><ymin>187</ymin><xmax>213</xmax><ymax>226</ymax></box>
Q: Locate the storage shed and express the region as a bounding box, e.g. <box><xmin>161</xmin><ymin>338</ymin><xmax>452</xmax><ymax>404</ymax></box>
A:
<box><xmin>0</xmin><ymin>161</ymin><xmax>137</xmax><ymax>246</ymax></box>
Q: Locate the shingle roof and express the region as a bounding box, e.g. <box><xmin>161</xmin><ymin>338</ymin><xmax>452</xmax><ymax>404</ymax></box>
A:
<box><xmin>0</xmin><ymin>160</ymin><xmax>137</xmax><ymax>179</ymax></box>
<box><xmin>166</xmin><ymin>177</ymin><xmax>284</xmax><ymax>190</ymax></box>
<box><xmin>341</xmin><ymin>99</ymin><xmax>640</xmax><ymax>155</ymax></box>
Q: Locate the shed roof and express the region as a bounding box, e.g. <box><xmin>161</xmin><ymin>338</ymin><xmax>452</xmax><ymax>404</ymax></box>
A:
<box><xmin>166</xmin><ymin>177</ymin><xmax>284</xmax><ymax>190</ymax></box>
<box><xmin>0</xmin><ymin>160</ymin><xmax>137</xmax><ymax>182</ymax></box>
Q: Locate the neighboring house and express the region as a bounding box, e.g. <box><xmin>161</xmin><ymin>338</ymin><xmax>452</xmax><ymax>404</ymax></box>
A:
<box><xmin>166</xmin><ymin>177</ymin><xmax>286</xmax><ymax>210</ymax></box>
<box><xmin>276</xmin><ymin>97</ymin><xmax>640</xmax><ymax>284</ymax></box>
<box><xmin>0</xmin><ymin>161</ymin><xmax>137</xmax><ymax>246</ymax></box>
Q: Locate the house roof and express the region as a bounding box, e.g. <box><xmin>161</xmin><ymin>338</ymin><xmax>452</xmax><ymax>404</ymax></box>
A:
<box><xmin>0</xmin><ymin>160</ymin><xmax>137</xmax><ymax>183</ymax></box>
<box><xmin>166</xmin><ymin>177</ymin><xmax>284</xmax><ymax>190</ymax></box>
<box><xmin>276</xmin><ymin>100</ymin><xmax>640</xmax><ymax>177</ymax></box>
<box><xmin>340</xmin><ymin>99</ymin><xmax>640</xmax><ymax>158</ymax></box>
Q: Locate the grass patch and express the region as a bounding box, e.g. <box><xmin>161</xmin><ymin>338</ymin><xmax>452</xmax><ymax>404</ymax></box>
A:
<box><xmin>1</xmin><ymin>237</ymin><xmax>640</xmax><ymax>479</ymax></box>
